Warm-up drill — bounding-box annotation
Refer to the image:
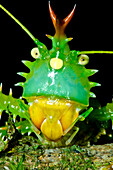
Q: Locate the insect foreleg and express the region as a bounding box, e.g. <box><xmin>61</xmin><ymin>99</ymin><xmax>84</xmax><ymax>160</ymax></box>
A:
<box><xmin>63</xmin><ymin>107</ymin><xmax>93</xmax><ymax>145</ymax></box>
<box><xmin>65</xmin><ymin>127</ymin><xmax>79</xmax><ymax>145</ymax></box>
<box><xmin>63</xmin><ymin>107</ymin><xmax>93</xmax><ymax>136</ymax></box>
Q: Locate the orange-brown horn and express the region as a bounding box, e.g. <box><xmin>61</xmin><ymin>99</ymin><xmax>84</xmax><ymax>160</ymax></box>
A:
<box><xmin>49</xmin><ymin>2</ymin><xmax>76</xmax><ymax>36</ymax></box>
<box><xmin>49</xmin><ymin>1</ymin><xmax>56</xmax><ymax>29</ymax></box>
<box><xmin>63</xmin><ymin>4</ymin><xmax>76</xmax><ymax>29</ymax></box>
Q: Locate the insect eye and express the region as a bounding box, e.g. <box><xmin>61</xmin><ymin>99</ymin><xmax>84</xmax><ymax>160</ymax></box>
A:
<box><xmin>78</xmin><ymin>54</ymin><xmax>89</xmax><ymax>65</ymax></box>
<box><xmin>31</xmin><ymin>47</ymin><xmax>40</xmax><ymax>59</ymax></box>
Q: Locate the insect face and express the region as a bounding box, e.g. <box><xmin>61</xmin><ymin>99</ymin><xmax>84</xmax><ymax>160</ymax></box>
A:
<box><xmin>23</xmin><ymin>4</ymin><xmax>91</xmax><ymax>142</ymax></box>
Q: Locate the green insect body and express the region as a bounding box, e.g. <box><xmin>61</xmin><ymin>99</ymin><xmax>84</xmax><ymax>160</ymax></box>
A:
<box><xmin>0</xmin><ymin>2</ymin><xmax>113</xmax><ymax>147</ymax></box>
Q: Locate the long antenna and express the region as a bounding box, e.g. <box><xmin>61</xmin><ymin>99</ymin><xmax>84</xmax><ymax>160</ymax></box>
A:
<box><xmin>1</xmin><ymin>4</ymin><xmax>113</xmax><ymax>55</ymax></box>
<box><xmin>0</xmin><ymin>4</ymin><xmax>36</xmax><ymax>42</ymax></box>
<box><xmin>78</xmin><ymin>51</ymin><xmax>113</xmax><ymax>55</ymax></box>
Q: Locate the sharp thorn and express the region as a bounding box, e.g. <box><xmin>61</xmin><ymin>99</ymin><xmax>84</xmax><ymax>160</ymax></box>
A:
<box><xmin>74</xmin><ymin>4</ymin><xmax>77</xmax><ymax>10</ymax></box>
<box><xmin>86</xmin><ymin>69</ymin><xmax>98</xmax><ymax>77</ymax></box>
<box><xmin>0</xmin><ymin>126</ymin><xmax>7</xmax><ymax>130</ymax></box>
<box><xmin>89</xmin><ymin>92</ymin><xmax>96</xmax><ymax>98</ymax></box>
<box><xmin>4</xmin><ymin>138</ymin><xmax>8</xmax><ymax>143</ymax></box>
<box><xmin>5</xmin><ymin>122</ymin><xmax>8</xmax><ymax>126</ymax></box>
<box><xmin>9</xmin><ymin>88</ymin><xmax>12</xmax><ymax>96</ymax></box>
<box><xmin>17</xmin><ymin>72</ymin><xmax>28</xmax><ymax>79</ymax></box>
<box><xmin>22</xmin><ymin>60</ymin><xmax>32</xmax><ymax>69</ymax></box>
<box><xmin>89</xmin><ymin>82</ymin><xmax>101</xmax><ymax>88</ymax></box>
<box><xmin>13</xmin><ymin>114</ymin><xmax>16</xmax><ymax>123</ymax></box>
<box><xmin>0</xmin><ymin>110</ymin><xmax>2</xmax><ymax>119</ymax></box>
<box><xmin>65</xmin><ymin>37</ymin><xmax>73</xmax><ymax>42</ymax></box>
<box><xmin>0</xmin><ymin>83</ymin><xmax>2</xmax><ymax>92</ymax></box>
<box><xmin>112</xmin><ymin>119</ymin><xmax>113</xmax><ymax>130</ymax></box>
<box><xmin>15</xmin><ymin>82</ymin><xmax>24</xmax><ymax>87</ymax></box>
<box><xmin>45</xmin><ymin>34</ymin><xmax>53</xmax><ymax>40</ymax></box>
<box><xmin>2</xmin><ymin>136</ymin><xmax>5</xmax><ymax>140</ymax></box>
<box><xmin>28</xmin><ymin>131</ymin><xmax>31</xmax><ymax>136</ymax></box>
<box><xmin>16</xmin><ymin>125</ymin><xmax>21</xmax><ymax>130</ymax></box>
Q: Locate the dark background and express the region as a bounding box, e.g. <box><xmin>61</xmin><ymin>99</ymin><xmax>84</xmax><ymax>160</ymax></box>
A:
<box><xmin>0</xmin><ymin>0</ymin><xmax>113</xmax><ymax>105</ymax></box>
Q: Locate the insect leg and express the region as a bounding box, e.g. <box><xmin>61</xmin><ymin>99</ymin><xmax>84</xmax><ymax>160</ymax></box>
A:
<box><xmin>65</xmin><ymin>127</ymin><xmax>79</xmax><ymax>145</ymax></box>
<box><xmin>63</xmin><ymin>107</ymin><xmax>93</xmax><ymax>145</ymax></box>
<box><xmin>63</xmin><ymin>107</ymin><xmax>93</xmax><ymax>136</ymax></box>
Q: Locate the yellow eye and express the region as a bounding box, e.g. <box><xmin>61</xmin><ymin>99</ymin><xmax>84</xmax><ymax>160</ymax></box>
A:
<box><xmin>31</xmin><ymin>47</ymin><xmax>40</xmax><ymax>59</ymax></box>
<box><xmin>78</xmin><ymin>54</ymin><xmax>89</xmax><ymax>65</ymax></box>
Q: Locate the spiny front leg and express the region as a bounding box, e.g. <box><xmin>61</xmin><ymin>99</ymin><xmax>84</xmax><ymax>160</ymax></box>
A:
<box><xmin>0</xmin><ymin>84</ymin><xmax>33</xmax><ymax>147</ymax></box>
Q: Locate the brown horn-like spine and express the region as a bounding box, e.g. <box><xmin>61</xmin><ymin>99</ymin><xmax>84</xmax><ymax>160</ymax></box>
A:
<box><xmin>49</xmin><ymin>2</ymin><xmax>76</xmax><ymax>37</ymax></box>
<box><xmin>63</xmin><ymin>4</ymin><xmax>76</xmax><ymax>30</ymax></box>
<box><xmin>49</xmin><ymin>1</ymin><xmax>56</xmax><ymax>29</ymax></box>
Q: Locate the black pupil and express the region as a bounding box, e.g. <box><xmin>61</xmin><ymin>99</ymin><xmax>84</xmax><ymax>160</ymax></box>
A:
<box><xmin>81</xmin><ymin>58</ymin><xmax>85</xmax><ymax>61</ymax></box>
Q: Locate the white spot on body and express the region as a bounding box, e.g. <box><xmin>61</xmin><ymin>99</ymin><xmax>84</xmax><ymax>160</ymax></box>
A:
<box><xmin>47</xmin><ymin>100</ymin><xmax>53</xmax><ymax>105</ymax></box>
<box><xmin>34</xmin><ymin>99</ymin><xmax>39</xmax><ymax>103</ymax></box>
<box><xmin>48</xmin><ymin>71</ymin><xmax>58</xmax><ymax>86</ymax></box>
<box><xmin>11</xmin><ymin>105</ymin><xmax>15</xmax><ymax>108</ymax></box>
<box><xmin>56</xmin><ymin>51</ymin><xmax>59</xmax><ymax>58</ymax></box>
<box><xmin>57</xmin><ymin>42</ymin><xmax>59</xmax><ymax>46</ymax></box>
<box><xmin>4</xmin><ymin>101</ymin><xmax>6</xmax><ymax>104</ymax></box>
<box><xmin>37</xmin><ymin>89</ymin><xmax>40</xmax><ymax>93</ymax></box>
<box><xmin>66</xmin><ymin>103</ymin><xmax>71</xmax><ymax>107</ymax></box>
<box><xmin>50</xmin><ymin>116</ymin><xmax>52</xmax><ymax>119</ymax></box>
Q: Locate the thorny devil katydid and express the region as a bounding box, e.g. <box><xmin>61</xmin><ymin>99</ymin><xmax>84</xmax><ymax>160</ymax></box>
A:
<box><xmin>0</xmin><ymin>2</ymin><xmax>113</xmax><ymax>148</ymax></box>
